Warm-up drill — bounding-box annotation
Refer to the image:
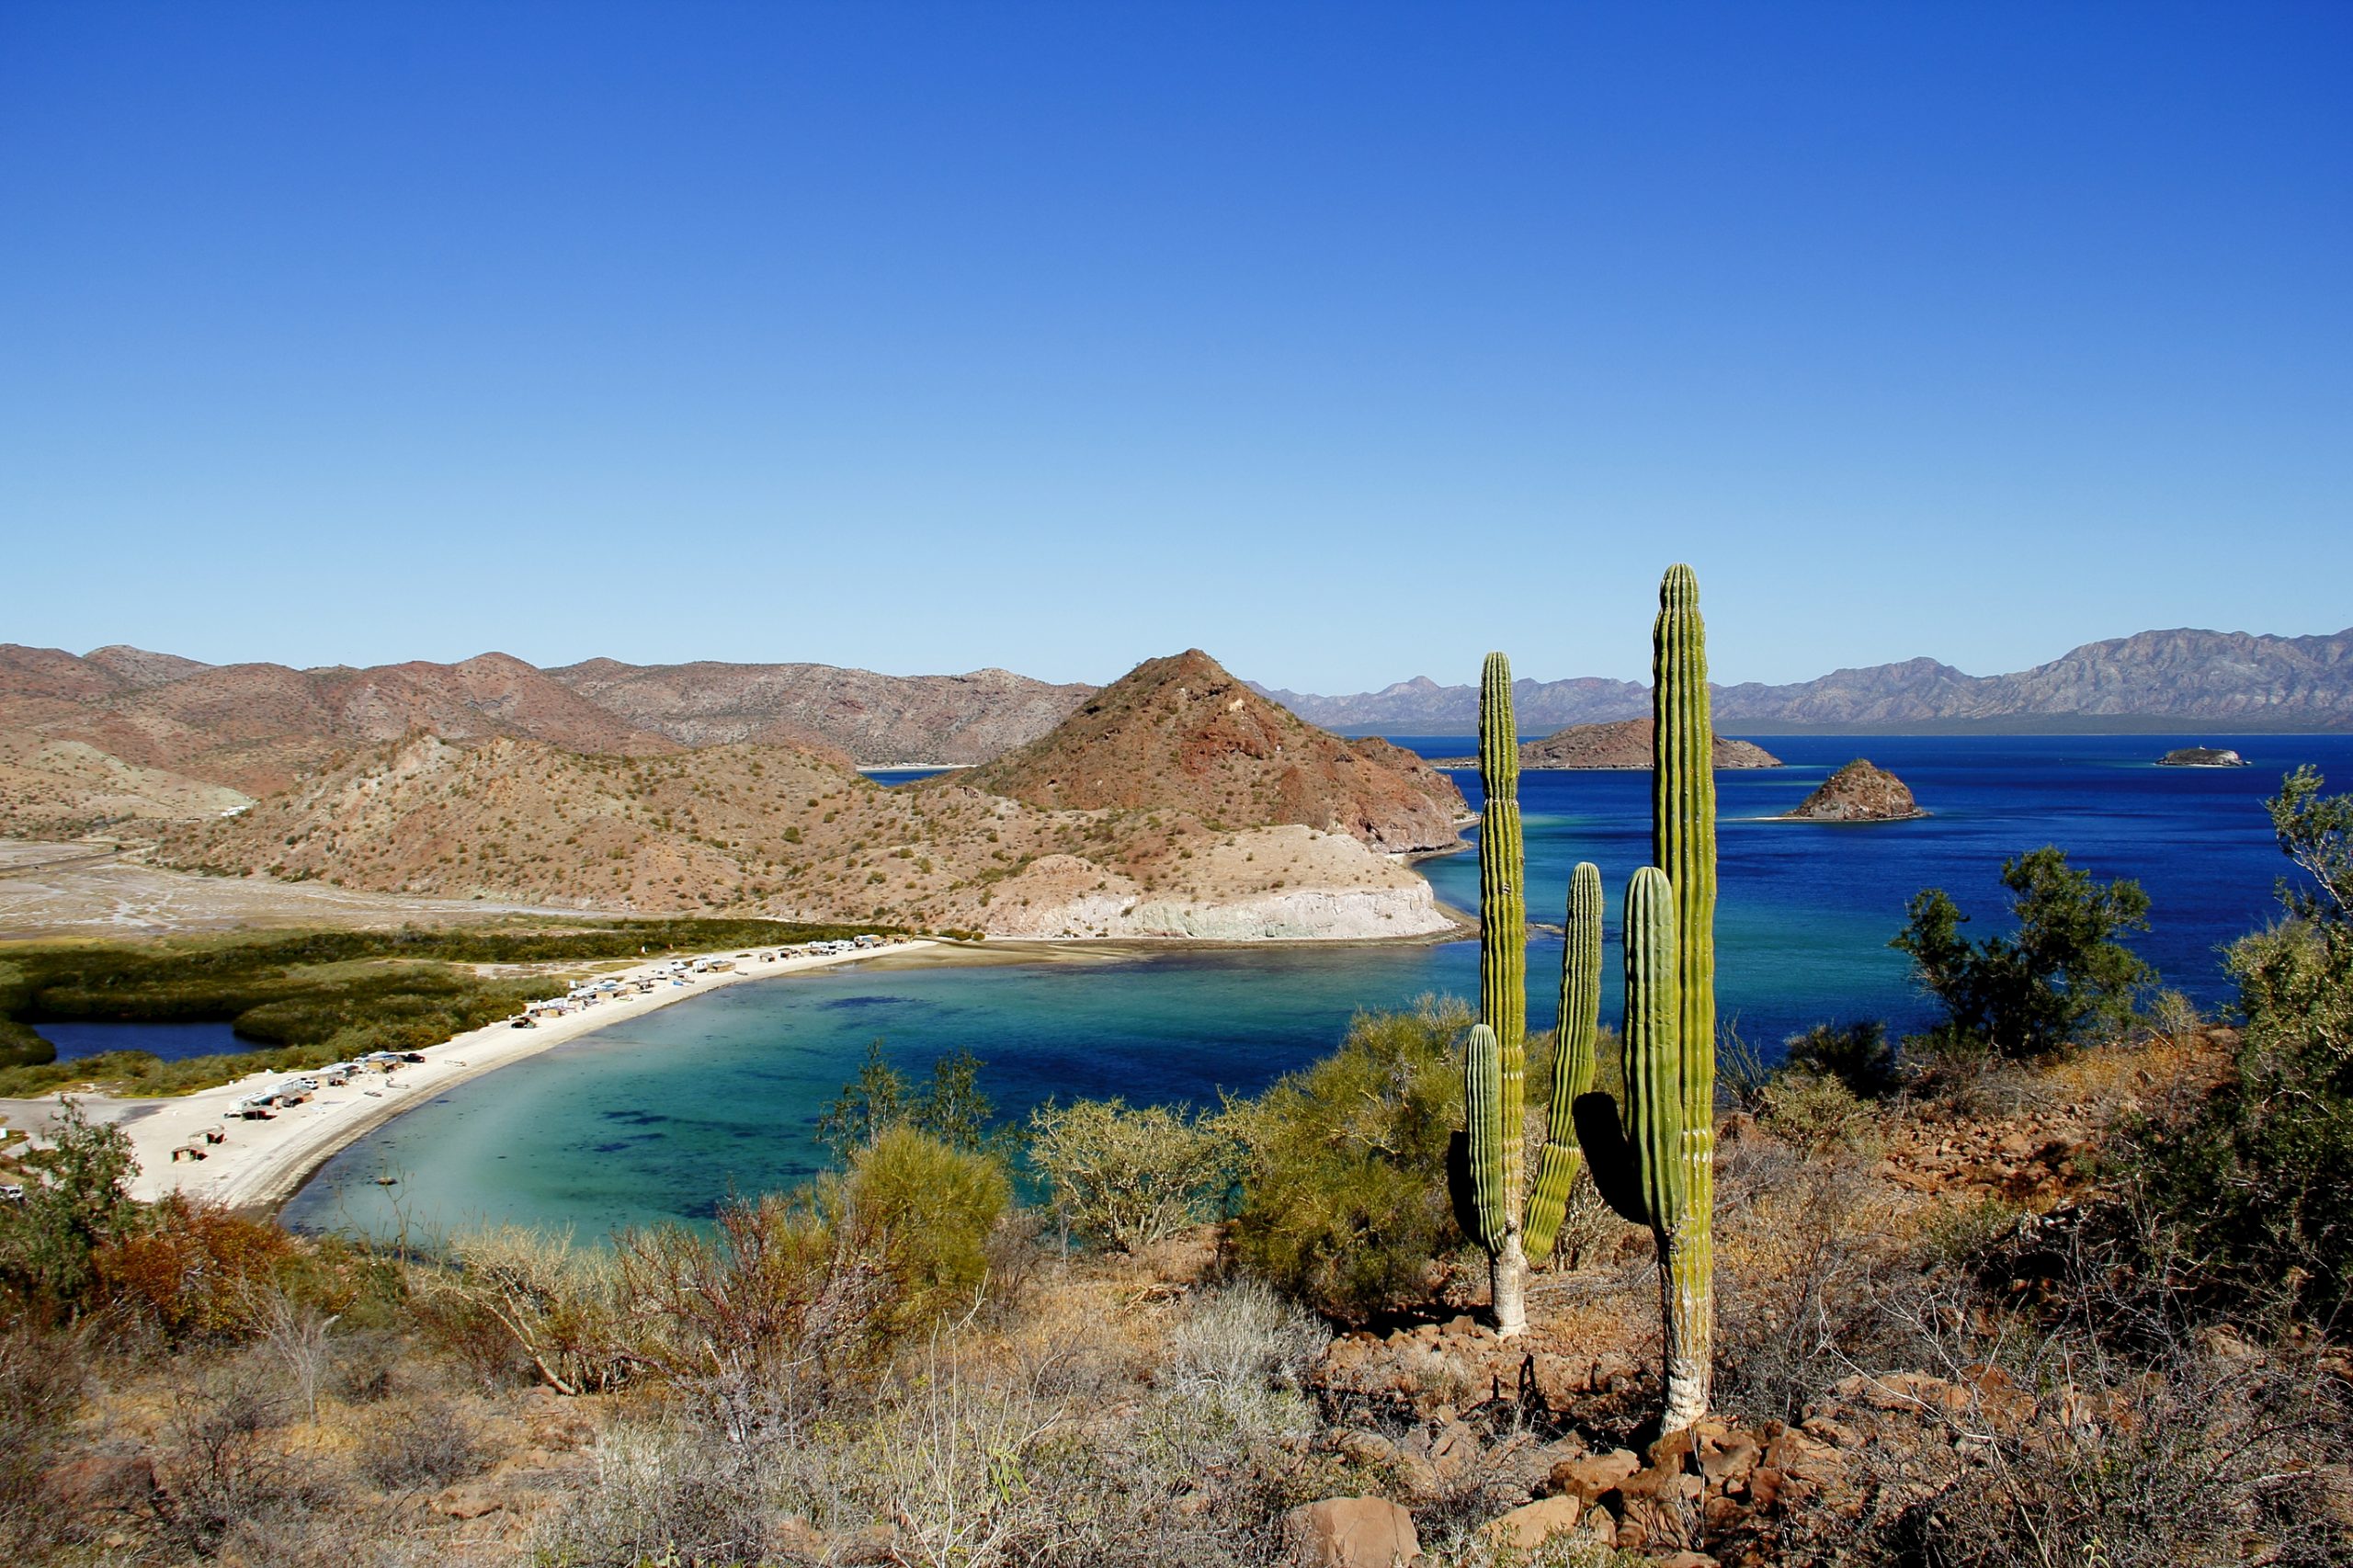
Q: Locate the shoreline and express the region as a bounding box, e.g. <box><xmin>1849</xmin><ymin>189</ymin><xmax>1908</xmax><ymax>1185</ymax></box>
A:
<box><xmin>19</xmin><ymin>923</ymin><xmax>1481</xmax><ymax>1218</ymax></box>
<box><xmin>50</xmin><ymin>940</ymin><xmax>938</xmax><ymax>1215</ymax></box>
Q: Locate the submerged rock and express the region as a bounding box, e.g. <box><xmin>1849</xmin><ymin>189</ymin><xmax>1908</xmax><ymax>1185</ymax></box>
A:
<box><xmin>1783</xmin><ymin>759</ymin><xmax>1925</xmax><ymax>822</ymax></box>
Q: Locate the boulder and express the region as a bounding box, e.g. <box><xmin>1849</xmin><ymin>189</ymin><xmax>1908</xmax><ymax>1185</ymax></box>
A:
<box><xmin>1547</xmin><ymin>1447</ymin><xmax>1641</xmax><ymax>1502</ymax></box>
<box><xmin>1283</xmin><ymin>1497</ymin><xmax>1421</xmax><ymax>1568</ymax></box>
<box><xmin>1481</xmin><ymin>1495</ymin><xmax>1584</xmax><ymax>1551</ymax></box>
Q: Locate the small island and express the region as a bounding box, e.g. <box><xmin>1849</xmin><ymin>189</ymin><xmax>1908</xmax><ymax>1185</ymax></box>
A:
<box><xmin>2156</xmin><ymin>745</ymin><xmax>2249</xmax><ymax>767</ymax></box>
<box><xmin>1432</xmin><ymin>718</ymin><xmax>1783</xmax><ymax>771</ymax></box>
<box><xmin>1780</xmin><ymin>758</ymin><xmax>1926</xmax><ymax>822</ymax></box>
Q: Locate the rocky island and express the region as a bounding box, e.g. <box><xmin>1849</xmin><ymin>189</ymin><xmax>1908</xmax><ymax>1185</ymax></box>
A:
<box><xmin>1781</xmin><ymin>758</ymin><xmax>1926</xmax><ymax>822</ymax></box>
<box><xmin>1430</xmin><ymin>717</ymin><xmax>1782</xmax><ymax>770</ymax></box>
<box><xmin>2156</xmin><ymin>745</ymin><xmax>2249</xmax><ymax>767</ymax></box>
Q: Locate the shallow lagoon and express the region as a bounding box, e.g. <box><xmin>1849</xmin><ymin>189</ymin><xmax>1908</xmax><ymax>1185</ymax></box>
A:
<box><xmin>284</xmin><ymin>733</ymin><xmax>2352</xmax><ymax>1240</ymax></box>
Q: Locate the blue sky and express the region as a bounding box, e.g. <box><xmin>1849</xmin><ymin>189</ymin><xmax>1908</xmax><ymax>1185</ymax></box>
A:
<box><xmin>4</xmin><ymin>2</ymin><xmax>2347</xmax><ymax>690</ymax></box>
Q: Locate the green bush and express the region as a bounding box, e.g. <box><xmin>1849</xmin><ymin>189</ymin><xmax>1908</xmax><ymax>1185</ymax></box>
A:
<box><xmin>1782</xmin><ymin>1019</ymin><xmax>1897</xmax><ymax>1098</ymax></box>
<box><xmin>1028</xmin><ymin>1097</ymin><xmax>1231</xmax><ymax>1253</ymax></box>
<box><xmin>1892</xmin><ymin>846</ymin><xmax>2154</xmax><ymax>1059</ymax></box>
<box><xmin>2116</xmin><ymin>768</ymin><xmax>2353</xmax><ymax>1324</ymax></box>
<box><xmin>1224</xmin><ymin>998</ymin><xmax>1472</xmax><ymax>1323</ymax></box>
<box><xmin>0</xmin><ymin>1101</ymin><xmax>139</xmax><ymax>1318</ymax></box>
<box><xmin>828</xmin><ymin>1125</ymin><xmax>1010</xmax><ymax>1337</ymax></box>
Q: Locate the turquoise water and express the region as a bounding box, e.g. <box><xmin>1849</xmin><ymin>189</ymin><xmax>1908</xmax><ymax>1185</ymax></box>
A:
<box><xmin>284</xmin><ymin>733</ymin><xmax>2353</xmax><ymax>1241</ymax></box>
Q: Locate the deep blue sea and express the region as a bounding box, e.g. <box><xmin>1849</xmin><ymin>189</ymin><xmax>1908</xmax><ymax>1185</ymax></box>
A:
<box><xmin>40</xmin><ymin>1019</ymin><xmax>256</xmax><ymax>1062</ymax></box>
<box><xmin>283</xmin><ymin>733</ymin><xmax>2353</xmax><ymax>1241</ymax></box>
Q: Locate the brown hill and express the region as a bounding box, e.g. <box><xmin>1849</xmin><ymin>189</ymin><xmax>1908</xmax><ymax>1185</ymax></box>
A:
<box><xmin>0</xmin><ymin>647</ymin><xmax>678</xmax><ymax>800</ymax></box>
<box><xmin>156</xmin><ymin>732</ymin><xmax>1452</xmax><ymax>939</ymax></box>
<box><xmin>1781</xmin><ymin>758</ymin><xmax>1925</xmax><ymax>822</ymax></box>
<box><xmin>547</xmin><ymin>659</ymin><xmax>1094</xmax><ymax>765</ymax></box>
<box><xmin>1432</xmin><ymin>719</ymin><xmax>1782</xmax><ymax>771</ymax></box>
<box><xmin>948</xmin><ymin>650</ymin><xmax>1465</xmax><ymax>853</ymax></box>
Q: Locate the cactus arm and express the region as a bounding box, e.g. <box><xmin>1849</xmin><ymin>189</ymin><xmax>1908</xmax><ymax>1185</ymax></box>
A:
<box><xmin>1525</xmin><ymin>860</ymin><xmax>1604</xmax><ymax>1260</ymax></box>
<box><xmin>1620</xmin><ymin>865</ymin><xmax>1685</xmax><ymax>1234</ymax></box>
<box><xmin>1462</xmin><ymin>1024</ymin><xmax>1509</xmax><ymax>1256</ymax></box>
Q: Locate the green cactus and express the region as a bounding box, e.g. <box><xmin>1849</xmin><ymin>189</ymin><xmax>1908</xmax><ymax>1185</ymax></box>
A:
<box><xmin>1647</xmin><ymin>562</ymin><xmax>1717</xmax><ymax>1430</ymax></box>
<box><xmin>1459</xmin><ymin>565</ymin><xmax>1720</xmax><ymax>1427</ymax></box>
<box><xmin>1524</xmin><ymin>860</ymin><xmax>1601</xmax><ymax>1258</ymax></box>
<box><xmin>1464</xmin><ymin>653</ymin><xmax>1530</xmax><ymax>1334</ymax></box>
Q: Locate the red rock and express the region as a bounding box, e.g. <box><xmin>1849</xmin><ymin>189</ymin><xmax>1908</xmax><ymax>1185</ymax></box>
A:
<box><xmin>1283</xmin><ymin>1497</ymin><xmax>1422</xmax><ymax>1568</ymax></box>
<box><xmin>1480</xmin><ymin>1496</ymin><xmax>1585</xmax><ymax>1551</ymax></box>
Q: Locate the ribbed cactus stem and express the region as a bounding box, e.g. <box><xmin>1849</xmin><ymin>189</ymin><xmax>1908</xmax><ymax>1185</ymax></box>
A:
<box><xmin>1473</xmin><ymin>652</ymin><xmax>1528</xmax><ymax>1335</ymax></box>
<box><xmin>1463</xmin><ymin>1025</ymin><xmax>1508</xmax><ymax>1255</ymax></box>
<box><xmin>1524</xmin><ymin>860</ymin><xmax>1602</xmax><ymax>1260</ymax></box>
<box><xmin>1651</xmin><ymin>562</ymin><xmax>1718</xmax><ymax>1430</ymax></box>
<box><xmin>1621</xmin><ymin>867</ymin><xmax>1684</xmax><ymax>1231</ymax></box>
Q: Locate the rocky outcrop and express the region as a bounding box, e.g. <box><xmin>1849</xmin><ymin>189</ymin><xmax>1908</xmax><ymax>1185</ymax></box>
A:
<box><xmin>1782</xmin><ymin>759</ymin><xmax>1924</xmax><ymax>822</ymax></box>
<box><xmin>2156</xmin><ymin>745</ymin><xmax>2248</xmax><ymax>767</ymax></box>
<box><xmin>1430</xmin><ymin>719</ymin><xmax>1780</xmax><ymax>771</ymax></box>
<box><xmin>950</xmin><ymin>651</ymin><xmax>1465</xmax><ymax>853</ymax></box>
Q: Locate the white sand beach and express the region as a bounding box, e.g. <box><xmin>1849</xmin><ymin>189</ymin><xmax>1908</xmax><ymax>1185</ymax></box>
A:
<box><xmin>4</xmin><ymin>939</ymin><xmax>933</xmax><ymax>1213</ymax></box>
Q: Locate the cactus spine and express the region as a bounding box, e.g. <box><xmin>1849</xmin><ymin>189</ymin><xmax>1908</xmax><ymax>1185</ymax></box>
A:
<box><xmin>1466</xmin><ymin>653</ymin><xmax>1529</xmax><ymax>1335</ymax></box>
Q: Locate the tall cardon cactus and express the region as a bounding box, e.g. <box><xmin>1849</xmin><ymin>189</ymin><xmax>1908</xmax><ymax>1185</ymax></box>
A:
<box><xmin>1641</xmin><ymin>562</ymin><xmax>1718</xmax><ymax>1429</ymax></box>
<box><xmin>1457</xmin><ymin>564</ymin><xmax>1720</xmax><ymax>1430</ymax></box>
<box><xmin>1463</xmin><ymin>653</ymin><xmax>1530</xmax><ymax>1335</ymax></box>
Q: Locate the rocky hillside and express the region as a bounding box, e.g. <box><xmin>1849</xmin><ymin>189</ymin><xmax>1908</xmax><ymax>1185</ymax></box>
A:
<box><xmin>545</xmin><ymin>658</ymin><xmax>1093</xmax><ymax>765</ymax></box>
<box><xmin>1432</xmin><ymin>720</ymin><xmax>1781</xmax><ymax>771</ymax></box>
<box><xmin>949</xmin><ymin>651</ymin><xmax>1465</xmax><ymax>853</ymax></box>
<box><xmin>0</xmin><ymin>646</ymin><xmax>675</xmax><ymax>799</ymax></box>
<box><xmin>156</xmin><ymin>731</ymin><xmax>1454</xmax><ymax>941</ymax></box>
<box><xmin>1260</xmin><ymin>624</ymin><xmax>2353</xmax><ymax>733</ymax></box>
<box><xmin>1781</xmin><ymin>758</ymin><xmax>1925</xmax><ymax>821</ymax></box>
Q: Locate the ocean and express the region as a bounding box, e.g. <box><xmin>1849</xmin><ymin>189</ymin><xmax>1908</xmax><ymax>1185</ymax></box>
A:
<box><xmin>281</xmin><ymin>733</ymin><xmax>2351</xmax><ymax>1240</ymax></box>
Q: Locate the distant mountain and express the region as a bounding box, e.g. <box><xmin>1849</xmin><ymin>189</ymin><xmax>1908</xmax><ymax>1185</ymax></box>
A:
<box><xmin>1255</xmin><ymin>627</ymin><xmax>2353</xmax><ymax>733</ymax></box>
<box><xmin>0</xmin><ymin>645</ymin><xmax>673</xmax><ymax>798</ymax></box>
<box><xmin>545</xmin><ymin>657</ymin><xmax>1093</xmax><ymax>765</ymax></box>
<box><xmin>949</xmin><ymin>650</ymin><xmax>1465</xmax><ymax>852</ymax></box>
<box><xmin>1427</xmin><ymin>720</ymin><xmax>1782</xmax><ymax>771</ymax></box>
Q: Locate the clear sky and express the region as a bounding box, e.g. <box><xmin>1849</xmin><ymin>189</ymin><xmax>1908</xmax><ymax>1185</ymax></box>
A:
<box><xmin>4</xmin><ymin>2</ymin><xmax>2347</xmax><ymax>692</ymax></box>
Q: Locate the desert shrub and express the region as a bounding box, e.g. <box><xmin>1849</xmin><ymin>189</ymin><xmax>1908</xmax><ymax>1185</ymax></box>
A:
<box><xmin>1158</xmin><ymin>1278</ymin><xmax>1328</xmax><ymax>1408</ymax></box>
<box><xmin>620</xmin><ymin>1188</ymin><xmax>892</xmax><ymax>1437</ymax></box>
<box><xmin>1866</xmin><ymin>1316</ymin><xmax>2353</xmax><ymax>1568</ymax></box>
<box><xmin>0</xmin><ymin>1326</ymin><xmax>85</xmax><ymax>1553</ymax></box>
<box><xmin>1893</xmin><ymin>846</ymin><xmax>2154</xmax><ymax>1060</ymax></box>
<box><xmin>1224</xmin><ymin>998</ymin><xmax>1472</xmax><ymax>1322</ymax></box>
<box><xmin>827</xmin><ymin>1124</ymin><xmax>1010</xmax><ymax>1338</ymax></box>
<box><xmin>0</xmin><ymin>1098</ymin><xmax>138</xmax><ymax>1316</ymax></box>
<box><xmin>1783</xmin><ymin>1018</ymin><xmax>1898</xmax><ymax>1097</ymax></box>
<box><xmin>1759</xmin><ymin>1072</ymin><xmax>1880</xmax><ymax>1157</ymax></box>
<box><xmin>420</xmin><ymin>1226</ymin><xmax>631</xmax><ymax>1396</ymax></box>
<box><xmin>2113</xmin><ymin>768</ymin><xmax>2353</xmax><ymax>1324</ymax></box>
<box><xmin>816</xmin><ymin>1040</ymin><xmax>1000</xmax><ymax>1162</ymax></box>
<box><xmin>353</xmin><ymin>1392</ymin><xmax>486</xmax><ymax>1491</ymax></box>
<box><xmin>529</xmin><ymin>1418</ymin><xmax>775</xmax><ymax>1568</ymax></box>
<box><xmin>93</xmin><ymin>1194</ymin><xmax>294</xmax><ymax>1341</ymax></box>
<box><xmin>153</xmin><ymin>1359</ymin><xmax>332</xmax><ymax>1558</ymax></box>
<box><xmin>1028</xmin><ymin>1096</ymin><xmax>1230</xmax><ymax>1253</ymax></box>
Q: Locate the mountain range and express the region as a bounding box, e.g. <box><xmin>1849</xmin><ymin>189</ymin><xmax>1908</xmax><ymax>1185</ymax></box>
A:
<box><xmin>151</xmin><ymin>652</ymin><xmax>1461</xmax><ymax>940</ymax></box>
<box><xmin>1253</xmin><ymin>627</ymin><xmax>2353</xmax><ymax>733</ymax></box>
